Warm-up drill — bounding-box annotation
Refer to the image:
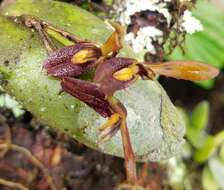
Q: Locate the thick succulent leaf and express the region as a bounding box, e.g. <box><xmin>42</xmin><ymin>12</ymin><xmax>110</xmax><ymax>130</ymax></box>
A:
<box><xmin>0</xmin><ymin>0</ymin><xmax>185</xmax><ymax>161</ymax></box>
<box><xmin>169</xmin><ymin>0</ymin><xmax>224</xmax><ymax>89</ymax></box>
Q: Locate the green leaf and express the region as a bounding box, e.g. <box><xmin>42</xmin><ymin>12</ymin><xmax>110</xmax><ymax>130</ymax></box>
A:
<box><xmin>194</xmin><ymin>80</ymin><xmax>215</xmax><ymax>90</ymax></box>
<box><xmin>183</xmin><ymin>101</ymin><xmax>209</xmax><ymax>148</ymax></box>
<box><xmin>219</xmin><ymin>143</ymin><xmax>224</xmax><ymax>162</ymax></box>
<box><xmin>191</xmin><ymin>101</ymin><xmax>209</xmax><ymax>130</ymax></box>
<box><xmin>186</xmin><ymin>127</ymin><xmax>205</xmax><ymax>149</ymax></box>
<box><xmin>0</xmin><ymin>0</ymin><xmax>185</xmax><ymax>161</ymax></box>
<box><xmin>168</xmin><ymin>0</ymin><xmax>224</xmax><ymax>89</ymax></box>
<box><xmin>202</xmin><ymin>166</ymin><xmax>219</xmax><ymax>190</ymax></box>
<box><xmin>214</xmin><ymin>131</ymin><xmax>224</xmax><ymax>147</ymax></box>
<box><xmin>193</xmin><ymin>130</ymin><xmax>224</xmax><ymax>162</ymax></box>
<box><xmin>194</xmin><ymin>136</ymin><xmax>216</xmax><ymax>163</ymax></box>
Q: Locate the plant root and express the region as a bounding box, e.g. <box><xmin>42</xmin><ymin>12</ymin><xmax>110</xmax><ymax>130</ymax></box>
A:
<box><xmin>0</xmin><ymin>178</ymin><xmax>29</xmax><ymax>190</ymax></box>
<box><xmin>0</xmin><ymin>143</ymin><xmax>57</xmax><ymax>190</ymax></box>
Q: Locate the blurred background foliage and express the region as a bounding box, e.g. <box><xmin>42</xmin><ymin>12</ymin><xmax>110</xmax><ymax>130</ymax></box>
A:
<box><xmin>169</xmin><ymin>0</ymin><xmax>224</xmax><ymax>89</ymax></box>
<box><xmin>167</xmin><ymin>1</ymin><xmax>224</xmax><ymax>187</ymax></box>
<box><xmin>168</xmin><ymin>101</ymin><xmax>224</xmax><ymax>190</ymax></box>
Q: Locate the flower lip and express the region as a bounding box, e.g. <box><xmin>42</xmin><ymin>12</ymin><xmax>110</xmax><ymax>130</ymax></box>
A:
<box><xmin>42</xmin><ymin>42</ymin><xmax>102</xmax><ymax>77</ymax></box>
<box><xmin>43</xmin><ymin>42</ymin><xmax>101</xmax><ymax>69</ymax></box>
<box><xmin>94</xmin><ymin>57</ymin><xmax>137</xmax><ymax>96</ymax></box>
<box><xmin>61</xmin><ymin>77</ymin><xmax>113</xmax><ymax>118</ymax></box>
<box><xmin>71</xmin><ymin>46</ymin><xmax>102</xmax><ymax>64</ymax></box>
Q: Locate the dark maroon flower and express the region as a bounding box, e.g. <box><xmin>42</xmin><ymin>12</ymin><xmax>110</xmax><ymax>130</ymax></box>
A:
<box><xmin>43</xmin><ymin>42</ymin><xmax>102</xmax><ymax>77</ymax></box>
<box><xmin>94</xmin><ymin>57</ymin><xmax>137</xmax><ymax>96</ymax></box>
<box><xmin>61</xmin><ymin>77</ymin><xmax>112</xmax><ymax>118</ymax></box>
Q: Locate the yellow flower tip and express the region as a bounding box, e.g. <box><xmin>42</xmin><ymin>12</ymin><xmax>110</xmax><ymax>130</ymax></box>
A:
<box><xmin>105</xmin><ymin>113</ymin><xmax>120</xmax><ymax>127</ymax></box>
<box><xmin>100</xmin><ymin>22</ymin><xmax>125</xmax><ymax>56</ymax></box>
<box><xmin>71</xmin><ymin>48</ymin><xmax>98</xmax><ymax>64</ymax></box>
<box><xmin>113</xmin><ymin>67</ymin><xmax>135</xmax><ymax>81</ymax></box>
<box><xmin>110</xmin><ymin>22</ymin><xmax>126</xmax><ymax>39</ymax></box>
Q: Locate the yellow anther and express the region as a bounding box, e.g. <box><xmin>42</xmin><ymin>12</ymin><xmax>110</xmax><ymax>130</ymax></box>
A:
<box><xmin>98</xmin><ymin>113</ymin><xmax>120</xmax><ymax>131</ymax></box>
<box><xmin>71</xmin><ymin>49</ymin><xmax>98</xmax><ymax>64</ymax></box>
<box><xmin>113</xmin><ymin>68</ymin><xmax>134</xmax><ymax>81</ymax></box>
<box><xmin>109</xmin><ymin>113</ymin><xmax>120</xmax><ymax>124</ymax></box>
<box><xmin>113</xmin><ymin>65</ymin><xmax>139</xmax><ymax>81</ymax></box>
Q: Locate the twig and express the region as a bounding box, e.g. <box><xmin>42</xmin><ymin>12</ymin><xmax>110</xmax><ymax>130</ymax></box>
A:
<box><xmin>0</xmin><ymin>143</ymin><xmax>57</xmax><ymax>190</ymax></box>
<box><xmin>0</xmin><ymin>178</ymin><xmax>29</xmax><ymax>190</ymax></box>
